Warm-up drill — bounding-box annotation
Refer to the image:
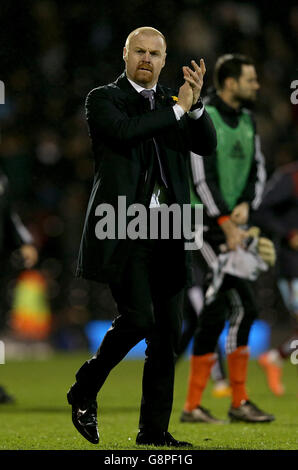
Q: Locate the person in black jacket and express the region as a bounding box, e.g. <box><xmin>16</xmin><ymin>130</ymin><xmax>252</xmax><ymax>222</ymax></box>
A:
<box><xmin>255</xmin><ymin>160</ymin><xmax>298</xmax><ymax>395</ymax></box>
<box><xmin>0</xmin><ymin>169</ymin><xmax>38</xmax><ymax>403</ymax></box>
<box><xmin>67</xmin><ymin>26</ymin><xmax>217</xmax><ymax>447</ymax></box>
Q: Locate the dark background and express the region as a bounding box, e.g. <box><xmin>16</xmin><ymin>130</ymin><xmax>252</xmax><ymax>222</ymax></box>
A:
<box><xmin>0</xmin><ymin>0</ymin><xmax>297</xmax><ymax>349</ymax></box>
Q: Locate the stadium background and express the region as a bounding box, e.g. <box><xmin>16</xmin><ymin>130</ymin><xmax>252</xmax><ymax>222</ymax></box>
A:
<box><xmin>0</xmin><ymin>0</ymin><xmax>297</xmax><ymax>355</ymax></box>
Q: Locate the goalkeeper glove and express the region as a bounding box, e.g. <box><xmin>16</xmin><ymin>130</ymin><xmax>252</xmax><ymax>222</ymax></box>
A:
<box><xmin>247</xmin><ymin>227</ymin><xmax>276</xmax><ymax>266</ymax></box>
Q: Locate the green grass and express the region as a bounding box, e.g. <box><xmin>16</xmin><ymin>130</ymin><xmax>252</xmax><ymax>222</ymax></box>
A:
<box><xmin>0</xmin><ymin>352</ymin><xmax>297</xmax><ymax>450</ymax></box>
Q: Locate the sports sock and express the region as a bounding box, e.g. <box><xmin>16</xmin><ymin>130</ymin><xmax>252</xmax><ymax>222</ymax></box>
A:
<box><xmin>227</xmin><ymin>346</ymin><xmax>249</xmax><ymax>408</ymax></box>
<box><xmin>258</xmin><ymin>349</ymin><xmax>284</xmax><ymax>396</ymax></box>
<box><xmin>184</xmin><ymin>353</ymin><xmax>217</xmax><ymax>412</ymax></box>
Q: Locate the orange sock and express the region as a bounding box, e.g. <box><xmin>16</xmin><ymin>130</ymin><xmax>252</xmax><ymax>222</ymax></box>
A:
<box><xmin>184</xmin><ymin>353</ymin><xmax>217</xmax><ymax>412</ymax></box>
<box><xmin>227</xmin><ymin>346</ymin><xmax>249</xmax><ymax>408</ymax></box>
<box><xmin>258</xmin><ymin>351</ymin><xmax>284</xmax><ymax>396</ymax></box>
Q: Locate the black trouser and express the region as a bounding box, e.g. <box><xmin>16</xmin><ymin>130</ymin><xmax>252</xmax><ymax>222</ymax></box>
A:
<box><xmin>74</xmin><ymin>238</ymin><xmax>185</xmax><ymax>433</ymax></box>
<box><xmin>193</xmin><ymin>274</ymin><xmax>258</xmax><ymax>356</ymax></box>
<box><xmin>177</xmin><ymin>264</ymin><xmax>226</xmax><ymax>383</ymax></box>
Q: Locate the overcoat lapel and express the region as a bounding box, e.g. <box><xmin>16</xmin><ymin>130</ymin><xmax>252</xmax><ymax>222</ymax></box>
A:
<box><xmin>114</xmin><ymin>73</ymin><xmax>145</xmax><ymax>115</ymax></box>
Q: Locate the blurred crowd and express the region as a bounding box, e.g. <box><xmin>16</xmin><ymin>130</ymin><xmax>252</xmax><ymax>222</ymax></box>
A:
<box><xmin>0</xmin><ymin>0</ymin><xmax>297</xmax><ymax>349</ymax></box>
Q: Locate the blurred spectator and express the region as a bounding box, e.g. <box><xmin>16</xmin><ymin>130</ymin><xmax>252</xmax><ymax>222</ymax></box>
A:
<box><xmin>254</xmin><ymin>159</ymin><xmax>298</xmax><ymax>395</ymax></box>
<box><xmin>0</xmin><ymin>167</ymin><xmax>38</xmax><ymax>402</ymax></box>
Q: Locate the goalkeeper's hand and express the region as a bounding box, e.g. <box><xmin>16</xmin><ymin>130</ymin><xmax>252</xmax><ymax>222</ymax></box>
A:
<box><xmin>246</xmin><ymin>226</ymin><xmax>276</xmax><ymax>266</ymax></box>
<box><xmin>257</xmin><ymin>237</ymin><xmax>276</xmax><ymax>266</ymax></box>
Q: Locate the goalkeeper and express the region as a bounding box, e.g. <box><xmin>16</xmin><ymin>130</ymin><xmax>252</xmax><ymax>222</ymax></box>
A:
<box><xmin>180</xmin><ymin>54</ymin><xmax>275</xmax><ymax>424</ymax></box>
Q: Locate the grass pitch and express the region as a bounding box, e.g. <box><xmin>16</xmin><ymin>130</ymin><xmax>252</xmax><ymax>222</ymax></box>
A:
<box><xmin>0</xmin><ymin>352</ymin><xmax>297</xmax><ymax>450</ymax></box>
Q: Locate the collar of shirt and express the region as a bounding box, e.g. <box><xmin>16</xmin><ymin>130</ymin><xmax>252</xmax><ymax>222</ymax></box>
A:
<box><xmin>127</xmin><ymin>77</ymin><xmax>157</xmax><ymax>94</ymax></box>
<box><xmin>126</xmin><ymin>76</ymin><xmax>188</xmax><ymax>122</ymax></box>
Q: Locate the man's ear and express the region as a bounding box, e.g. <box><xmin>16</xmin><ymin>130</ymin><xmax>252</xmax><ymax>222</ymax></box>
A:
<box><xmin>123</xmin><ymin>47</ymin><xmax>127</xmax><ymax>62</ymax></box>
<box><xmin>161</xmin><ymin>52</ymin><xmax>167</xmax><ymax>69</ymax></box>
<box><xmin>225</xmin><ymin>77</ymin><xmax>237</xmax><ymax>91</ymax></box>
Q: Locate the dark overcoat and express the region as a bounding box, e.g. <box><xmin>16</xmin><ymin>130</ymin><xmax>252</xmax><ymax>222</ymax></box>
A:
<box><xmin>76</xmin><ymin>73</ymin><xmax>217</xmax><ymax>282</ymax></box>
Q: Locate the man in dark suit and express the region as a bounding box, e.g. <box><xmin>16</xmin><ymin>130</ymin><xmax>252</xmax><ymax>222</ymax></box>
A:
<box><xmin>67</xmin><ymin>26</ymin><xmax>217</xmax><ymax>447</ymax></box>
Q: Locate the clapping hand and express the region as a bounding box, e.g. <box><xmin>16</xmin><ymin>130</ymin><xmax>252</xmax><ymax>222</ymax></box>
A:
<box><xmin>183</xmin><ymin>59</ymin><xmax>206</xmax><ymax>106</ymax></box>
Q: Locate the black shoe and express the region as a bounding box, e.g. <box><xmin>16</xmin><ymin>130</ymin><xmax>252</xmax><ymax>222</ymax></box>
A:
<box><xmin>136</xmin><ymin>430</ymin><xmax>192</xmax><ymax>447</ymax></box>
<box><xmin>228</xmin><ymin>400</ymin><xmax>275</xmax><ymax>423</ymax></box>
<box><xmin>180</xmin><ymin>406</ymin><xmax>225</xmax><ymax>424</ymax></box>
<box><xmin>67</xmin><ymin>387</ymin><xmax>99</xmax><ymax>444</ymax></box>
<box><xmin>0</xmin><ymin>386</ymin><xmax>15</xmax><ymax>404</ymax></box>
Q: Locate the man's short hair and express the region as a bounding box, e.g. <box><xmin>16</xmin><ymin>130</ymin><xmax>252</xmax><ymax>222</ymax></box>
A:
<box><xmin>125</xmin><ymin>27</ymin><xmax>167</xmax><ymax>51</ymax></box>
<box><xmin>214</xmin><ymin>54</ymin><xmax>255</xmax><ymax>90</ymax></box>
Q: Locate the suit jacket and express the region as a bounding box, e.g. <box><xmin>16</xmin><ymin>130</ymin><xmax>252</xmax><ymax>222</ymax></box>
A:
<box><xmin>76</xmin><ymin>72</ymin><xmax>217</xmax><ymax>283</ymax></box>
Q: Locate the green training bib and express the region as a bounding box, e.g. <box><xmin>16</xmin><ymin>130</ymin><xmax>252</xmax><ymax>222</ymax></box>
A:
<box><xmin>206</xmin><ymin>104</ymin><xmax>254</xmax><ymax>211</ymax></box>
